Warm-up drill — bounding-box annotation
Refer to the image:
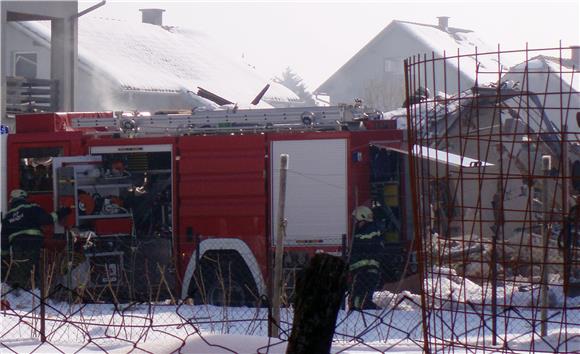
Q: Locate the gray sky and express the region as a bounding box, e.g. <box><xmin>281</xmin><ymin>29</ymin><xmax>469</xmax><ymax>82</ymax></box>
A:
<box><xmin>84</xmin><ymin>0</ymin><xmax>580</xmax><ymax>90</ymax></box>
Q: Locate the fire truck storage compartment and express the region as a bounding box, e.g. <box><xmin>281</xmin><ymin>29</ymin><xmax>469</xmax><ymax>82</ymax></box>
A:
<box><xmin>89</xmin><ymin>144</ymin><xmax>173</xmax><ymax>240</ymax></box>
<box><xmin>78</xmin><ymin>144</ymin><xmax>173</xmax><ymax>298</ymax></box>
<box><xmin>270</xmin><ymin>138</ymin><xmax>348</xmax><ymax>247</ymax></box>
<box><xmin>90</xmin><ymin>144</ymin><xmax>175</xmax><ymax>298</ymax></box>
<box><xmin>85</xmin><ymin>251</ymin><xmax>124</xmax><ymax>288</ymax></box>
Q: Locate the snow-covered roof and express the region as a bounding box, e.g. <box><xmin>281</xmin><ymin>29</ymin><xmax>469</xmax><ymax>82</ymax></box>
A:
<box><xmin>503</xmin><ymin>55</ymin><xmax>579</xmax><ymax>133</ymax></box>
<box><xmin>397</xmin><ymin>21</ymin><xmax>504</xmax><ymax>75</ymax></box>
<box><xmin>17</xmin><ymin>17</ymin><xmax>299</xmax><ymax>108</ymax></box>
<box><xmin>317</xmin><ymin>19</ymin><xmax>507</xmax><ymax>93</ymax></box>
<box><xmin>508</xmin><ymin>55</ymin><xmax>579</xmax><ymax>93</ymax></box>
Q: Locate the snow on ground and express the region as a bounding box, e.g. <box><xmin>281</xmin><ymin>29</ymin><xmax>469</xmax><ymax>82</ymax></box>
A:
<box><xmin>376</xmin><ymin>266</ymin><xmax>580</xmax><ymax>309</ymax></box>
<box><xmin>0</xmin><ymin>284</ymin><xmax>423</xmax><ymax>353</ymax></box>
<box><xmin>1</xmin><ymin>333</ymin><xmax>289</xmax><ymax>354</ymax></box>
<box><xmin>372</xmin><ymin>266</ymin><xmax>580</xmax><ymax>353</ymax></box>
<box><xmin>3</xmin><ymin>268</ymin><xmax>579</xmax><ymax>353</ymax></box>
<box><xmin>0</xmin><ymin>334</ymin><xmax>425</xmax><ymax>354</ymax></box>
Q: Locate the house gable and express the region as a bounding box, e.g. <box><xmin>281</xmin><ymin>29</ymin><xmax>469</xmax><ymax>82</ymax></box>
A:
<box><xmin>316</xmin><ymin>19</ymin><xmax>505</xmax><ymax>111</ymax></box>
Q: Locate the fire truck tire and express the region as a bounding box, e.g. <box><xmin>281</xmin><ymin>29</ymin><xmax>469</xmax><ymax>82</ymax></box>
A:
<box><xmin>206</xmin><ymin>279</ymin><xmax>247</xmax><ymax>307</ymax></box>
<box><xmin>189</xmin><ymin>251</ymin><xmax>259</xmax><ymax>307</ymax></box>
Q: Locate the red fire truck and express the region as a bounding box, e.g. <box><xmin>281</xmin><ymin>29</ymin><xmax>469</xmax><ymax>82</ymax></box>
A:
<box><xmin>4</xmin><ymin>105</ymin><xmax>409</xmax><ymax>305</ymax></box>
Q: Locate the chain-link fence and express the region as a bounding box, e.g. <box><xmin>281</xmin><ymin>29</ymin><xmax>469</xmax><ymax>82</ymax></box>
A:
<box><xmin>1</xmin><ymin>234</ymin><xmax>423</xmax><ymax>352</ymax></box>
<box><xmin>0</xmin><ymin>276</ymin><xmax>423</xmax><ymax>352</ymax></box>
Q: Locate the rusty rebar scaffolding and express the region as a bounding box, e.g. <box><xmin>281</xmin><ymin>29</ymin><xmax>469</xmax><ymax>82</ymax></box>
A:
<box><xmin>406</xmin><ymin>45</ymin><xmax>580</xmax><ymax>353</ymax></box>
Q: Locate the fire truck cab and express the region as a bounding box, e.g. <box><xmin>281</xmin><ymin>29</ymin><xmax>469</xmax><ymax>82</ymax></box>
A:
<box><xmin>5</xmin><ymin>106</ymin><xmax>410</xmax><ymax>305</ymax></box>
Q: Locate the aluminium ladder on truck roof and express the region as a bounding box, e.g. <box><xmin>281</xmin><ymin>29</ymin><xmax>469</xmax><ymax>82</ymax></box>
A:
<box><xmin>69</xmin><ymin>105</ymin><xmax>374</xmax><ymax>136</ymax></box>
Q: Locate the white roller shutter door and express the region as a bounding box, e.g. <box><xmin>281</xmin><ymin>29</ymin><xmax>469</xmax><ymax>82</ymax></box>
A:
<box><xmin>271</xmin><ymin>139</ymin><xmax>348</xmax><ymax>246</ymax></box>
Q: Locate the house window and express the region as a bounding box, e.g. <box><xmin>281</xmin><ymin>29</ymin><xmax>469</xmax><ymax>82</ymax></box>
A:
<box><xmin>13</xmin><ymin>52</ymin><xmax>38</xmax><ymax>78</ymax></box>
<box><xmin>384</xmin><ymin>58</ymin><xmax>400</xmax><ymax>73</ymax></box>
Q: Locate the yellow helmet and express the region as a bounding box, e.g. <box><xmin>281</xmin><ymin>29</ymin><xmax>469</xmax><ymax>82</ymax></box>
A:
<box><xmin>10</xmin><ymin>189</ymin><xmax>28</xmax><ymax>202</ymax></box>
<box><xmin>352</xmin><ymin>206</ymin><xmax>373</xmax><ymax>222</ymax></box>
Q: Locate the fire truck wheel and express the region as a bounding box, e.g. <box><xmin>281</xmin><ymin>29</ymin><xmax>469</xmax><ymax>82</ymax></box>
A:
<box><xmin>190</xmin><ymin>251</ymin><xmax>259</xmax><ymax>307</ymax></box>
<box><xmin>206</xmin><ymin>279</ymin><xmax>247</xmax><ymax>307</ymax></box>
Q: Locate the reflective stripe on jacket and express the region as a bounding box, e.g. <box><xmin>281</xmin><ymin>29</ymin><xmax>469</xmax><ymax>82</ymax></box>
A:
<box><xmin>349</xmin><ymin>259</ymin><xmax>381</xmax><ymax>272</ymax></box>
<box><xmin>355</xmin><ymin>229</ymin><xmax>382</xmax><ymax>240</ymax></box>
<box><xmin>8</xmin><ymin>229</ymin><xmax>43</xmax><ymax>243</ymax></box>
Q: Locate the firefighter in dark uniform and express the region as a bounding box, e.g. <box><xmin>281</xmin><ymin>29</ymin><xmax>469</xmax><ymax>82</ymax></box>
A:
<box><xmin>1</xmin><ymin>189</ymin><xmax>70</xmax><ymax>289</ymax></box>
<box><xmin>349</xmin><ymin>206</ymin><xmax>385</xmax><ymax>310</ymax></box>
<box><xmin>1</xmin><ymin>219</ymin><xmax>10</xmax><ymax>281</ymax></box>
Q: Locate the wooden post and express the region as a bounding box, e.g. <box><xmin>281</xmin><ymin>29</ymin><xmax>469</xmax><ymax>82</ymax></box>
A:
<box><xmin>271</xmin><ymin>154</ymin><xmax>289</xmax><ymax>338</ymax></box>
<box><xmin>286</xmin><ymin>254</ymin><xmax>347</xmax><ymax>354</ymax></box>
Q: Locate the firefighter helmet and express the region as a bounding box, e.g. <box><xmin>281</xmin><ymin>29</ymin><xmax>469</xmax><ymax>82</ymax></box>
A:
<box><xmin>352</xmin><ymin>206</ymin><xmax>373</xmax><ymax>222</ymax></box>
<box><xmin>9</xmin><ymin>189</ymin><xmax>28</xmax><ymax>201</ymax></box>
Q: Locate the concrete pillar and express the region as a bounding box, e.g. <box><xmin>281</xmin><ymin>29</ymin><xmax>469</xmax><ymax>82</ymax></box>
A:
<box><xmin>51</xmin><ymin>17</ymin><xmax>77</xmax><ymax>111</ymax></box>
<box><xmin>1</xmin><ymin>4</ymin><xmax>7</xmax><ymax>127</ymax></box>
<box><xmin>1</xmin><ymin>5</ymin><xmax>7</xmax><ymax>214</ymax></box>
<box><xmin>0</xmin><ymin>130</ymin><xmax>6</xmax><ymax>214</ymax></box>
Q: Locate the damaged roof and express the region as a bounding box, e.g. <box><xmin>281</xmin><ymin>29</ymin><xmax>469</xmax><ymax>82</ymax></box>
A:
<box><xmin>503</xmin><ymin>55</ymin><xmax>579</xmax><ymax>132</ymax></box>
<box><xmin>507</xmin><ymin>55</ymin><xmax>579</xmax><ymax>93</ymax></box>
<box><xmin>16</xmin><ymin>17</ymin><xmax>300</xmax><ymax>108</ymax></box>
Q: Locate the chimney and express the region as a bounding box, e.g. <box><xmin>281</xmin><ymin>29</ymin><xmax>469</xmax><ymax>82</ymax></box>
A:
<box><xmin>437</xmin><ymin>16</ymin><xmax>450</xmax><ymax>31</ymax></box>
<box><xmin>571</xmin><ymin>46</ymin><xmax>580</xmax><ymax>67</ymax></box>
<box><xmin>139</xmin><ymin>8</ymin><xmax>165</xmax><ymax>26</ymax></box>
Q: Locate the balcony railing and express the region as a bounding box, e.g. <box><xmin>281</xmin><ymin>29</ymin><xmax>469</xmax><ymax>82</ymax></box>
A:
<box><xmin>6</xmin><ymin>76</ymin><xmax>59</xmax><ymax>116</ymax></box>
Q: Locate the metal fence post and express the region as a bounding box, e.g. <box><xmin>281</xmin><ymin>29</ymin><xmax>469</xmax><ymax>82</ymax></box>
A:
<box><xmin>541</xmin><ymin>155</ymin><xmax>552</xmax><ymax>335</ymax></box>
<box><xmin>40</xmin><ymin>248</ymin><xmax>46</xmax><ymax>343</ymax></box>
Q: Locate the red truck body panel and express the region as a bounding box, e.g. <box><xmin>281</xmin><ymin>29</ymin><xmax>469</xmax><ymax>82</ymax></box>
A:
<box><xmin>176</xmin><ymin>134</ymin><xmax>268</xmax><ymax>278</ymax></box>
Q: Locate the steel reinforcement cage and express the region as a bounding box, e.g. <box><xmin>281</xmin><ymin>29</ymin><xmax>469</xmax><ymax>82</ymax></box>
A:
<box><xmin>405</xmin><ymin>45</ymin><xmax>580</xmax><ymax>353</ymax></box>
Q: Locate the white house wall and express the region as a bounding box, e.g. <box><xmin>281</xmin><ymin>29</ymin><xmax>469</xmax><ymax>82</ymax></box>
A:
<box><xmin>76</xmin><ymin>65</ymin><xmax>214</xmax><ymax>112</ymax></box>
<box><xmin>4</xmin><ymin>28</ymin><xmax>114</xmax><ymax>112</ymax></box>
<box><xmin>5</xmin><ymin>23</ymin><xmax>51</xmax><ymax>79</ymax></box>
<box><xmin>99</xmin><ymin>89</ymin><xmax>206</xmax><ymax>113</ymax></box>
